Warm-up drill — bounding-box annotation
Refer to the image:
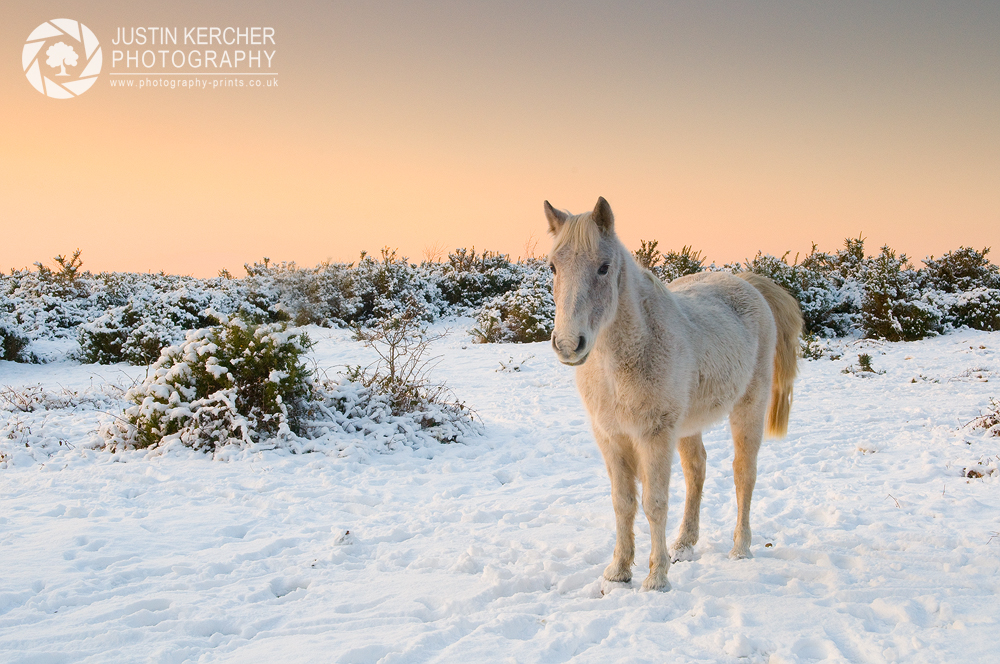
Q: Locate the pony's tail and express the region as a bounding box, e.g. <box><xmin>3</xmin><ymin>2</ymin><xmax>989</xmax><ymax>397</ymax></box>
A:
<box><xmin>740</xmin><ymin>273</ymin><xmax>804</xmax><ymax>438</ymax></box>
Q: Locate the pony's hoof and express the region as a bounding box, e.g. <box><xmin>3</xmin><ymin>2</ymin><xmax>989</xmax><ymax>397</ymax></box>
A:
<box><xmin>669</xmin><ymin>544</ymin><xmax>695</xmax><ymax>563</ymax></box>
<box><xmin>603</xmin><ymin>563</ymin><xmax>632</xmax><ymax>584</ymax></box>
<box><xmin>640</xmin><ymin>572</ymin><xmax>671</xmax><ymax>592</ymax></box>
<box><xmin>728</xmin><ymin>547</ymin><xmax>753</xmax><ymax>560</ymax></box>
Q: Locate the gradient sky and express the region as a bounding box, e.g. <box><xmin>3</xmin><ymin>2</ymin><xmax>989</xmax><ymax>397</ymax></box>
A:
<box><xmin>3</xmin><ymin>1</ymin><xmax>998</xmax><ymax>276</ymax></box>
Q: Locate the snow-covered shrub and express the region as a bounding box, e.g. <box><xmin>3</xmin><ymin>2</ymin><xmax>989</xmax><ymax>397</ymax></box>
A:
<box><xmin>939</xmin><ymin>288</ymin><xmax>1000</xmax><ymax>331</ymax></box>
<box><xmin>0</xmin><ymin>251</ymin><xmax>103</xmax><ymax>340</ymax></box>
<box><xmin>0</xmin><ymin>315</ymin><xmax>35</xmax><ymax>363</ymax></box>
<box><xmin>104</xmin><ymin>318</ymin><xmax>313</xmax><ymax>450</ymax></box>
<box><xmin>916</xmin><ymin>247</ymin><xmax>1000</xmax><ymax>331</ymax></box>
<box><xmin>862</xmin><ymin>246</ymin><xmax>942</xmax><ymax>341</ymax></box>
<box><xmin>242</xmin><ymin>258</ymin><xmax>351</xmax><ymax>326</ymax></box>
<box><xmin>794</xmin><ymin>245</ymin><xmax>863</xmax><ymax>337</ymax></box>
<box><xmin>633</xmin><ymin>240</ymin><xmax>705</xmax><ymax>282</ymax></box>
<box><xmin>341</xmin><ymin>304</ymin><xmax>476</xmax><ymax>442</ymax></box>
<box><xmin>430</xmin><ymin>248</ymin><xmax>522</xmax><ymax>311</ymax></box>
<box><xmin>103</xmin><ymin>310</ymin><xmax>478</xmax><ymax>453</ymax></box>
<box><xmin>349</xmin><ymin>303</ymin><xmax>461</xmax><ymax>415</ymax></box>
<box><xmin>743</xmin><ymin>252</ymin><xmax>803</xmax><ymax>299</ymax></box>
<box><xmin>351</xmin><ymin>248</ymin><xmax>442</xmax><ymax>324</ymax></box>
<box><xmin>921</xmin><ymin>247</ymin><xmax>1000</xmax><ymax>293</ymax></box>
<box><xmin>968</xmin><ymin>398</ymin><xmax>1000</xmax><ymax>437</ymax></box>
<box><xmin>742</xmin><ymin>246</ymin><xmax>862</xmax><ymax>338</ymax></box>
<box><xmin>285</xmin><ymin>263</ymin><xmax>356</xmax><ymax>326</ymax></box>
<box><xmin>307</xmin><ymin>376</ymin><xmax>478</xmax><ymax>446</ymax></box>
<box><xmin>77</xmin><ymin>287</ymin><xmax>220</xmax><ymax>365</ymax></box>
<box><xmin>471</xmin><ymin>265</ymin><xmax>554</xmax><ymax>344</ymax></box>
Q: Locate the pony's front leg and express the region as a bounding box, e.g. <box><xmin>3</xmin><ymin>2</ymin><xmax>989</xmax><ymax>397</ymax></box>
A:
<box><xmin>599</xmin><ymin>436</ymin><xmax>637</xmax><ymax>583</ymax></box>
<box><xmin>636</xmin><ymin>432</ymin><xmax>675</xmax><ymax>591</ymax></box>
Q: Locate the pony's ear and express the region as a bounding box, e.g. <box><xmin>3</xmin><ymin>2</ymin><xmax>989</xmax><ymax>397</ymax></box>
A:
<box><xmin>544</xmin><ymin>200</ymin><xmax>568</xmax><ymax>235</ymax></box>
<box><xmin>592</xmin><ymin>197</ymin><xmax>614</xmax><ymax>235</ymax></box>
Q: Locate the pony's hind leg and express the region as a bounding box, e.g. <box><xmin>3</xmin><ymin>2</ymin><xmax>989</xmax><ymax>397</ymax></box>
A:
<box><xmin>670</xmin><ymin>433</ymin><xmax>706</xmax><ymax>562</ymax></box>
<box><xmin>600</xmin><ymin>435</ymin><xmax>638</xmax><ymax>583</ymax></box>
<box><xmin>635</xmin><ymin>432</ymin><xmax>675</xmax><ymax>591</ymax></box>
<box><xmin>729</xmin><ymin>399</ymin><xmax>766</xmax><ymax>559</ymax></box>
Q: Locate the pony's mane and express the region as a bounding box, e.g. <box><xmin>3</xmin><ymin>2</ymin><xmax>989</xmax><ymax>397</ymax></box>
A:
<box><xmin>550</xmin><ymin>212</ymin><xmax>601</xmax><ymax>256</ymax></box>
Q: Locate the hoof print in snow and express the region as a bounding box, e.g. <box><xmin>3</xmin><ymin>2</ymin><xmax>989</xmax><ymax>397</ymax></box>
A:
<box><xmin>600</xmin><ymin>578</ymin><xmax>633</xmax><ymax>596</ymax></box>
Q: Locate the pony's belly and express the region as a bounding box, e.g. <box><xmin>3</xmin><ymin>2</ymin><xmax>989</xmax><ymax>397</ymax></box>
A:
<box><xmin>579</xmin><ymin>368</ymin><xmax>744</xmax><ymax>442</ymax></box>
<box><xmin>677</xmin><ymin>404</ymin><xmax>731</xmax><ymax>437</ymax></box>
<box><xmin>678</xmin><ymin>378</ymin><xmax>748</xmax><ymax>434</ymax></box>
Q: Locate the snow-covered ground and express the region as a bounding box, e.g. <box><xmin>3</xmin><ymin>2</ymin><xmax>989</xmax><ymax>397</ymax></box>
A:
<box><xmin>1</xmin><ymin>323</ymin><xmax>998</xmax><ymax>663</ymax></box>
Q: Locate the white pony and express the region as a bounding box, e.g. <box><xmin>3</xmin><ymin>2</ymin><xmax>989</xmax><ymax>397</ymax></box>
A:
<box><xmin>545</xmin><ymin>197</ymin><xmax>803</xmax><ymax>591</ymax></box>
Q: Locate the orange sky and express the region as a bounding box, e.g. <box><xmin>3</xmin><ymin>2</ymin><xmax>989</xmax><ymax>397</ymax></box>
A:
<box><xmin>3</xmin><ymin>1</ymin><xmax>998</xmax><ymax>276</ymax></box>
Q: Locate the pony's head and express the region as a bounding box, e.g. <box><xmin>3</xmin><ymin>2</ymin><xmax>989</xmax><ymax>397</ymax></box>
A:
<box><xmin>545</xmin><ymin>197</ymin><xmax>624</xmax><ymax>366</ymax></box>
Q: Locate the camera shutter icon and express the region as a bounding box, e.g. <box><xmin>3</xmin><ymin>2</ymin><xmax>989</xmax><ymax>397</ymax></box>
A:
<box><xmin>24</xmin><ymin>19</ymin><xmax>102</xmax><ymax>98</ymax></box>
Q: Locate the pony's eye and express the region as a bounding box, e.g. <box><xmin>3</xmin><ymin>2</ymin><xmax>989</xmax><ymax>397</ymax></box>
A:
<box><xmin>549</xmin><ymin>264</ymin><xmax>556</xmax><ymax>274</ymax></box>
<box><xmin>598</xmin><ymin>263</ymin><xmax>610</xmax><ymax>275</ymax></box>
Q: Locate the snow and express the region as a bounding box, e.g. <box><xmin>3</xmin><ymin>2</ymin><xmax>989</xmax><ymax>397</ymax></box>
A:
<box><xmin>1</xmin><ymin>322</ymin><xmax>999</xmax><ymax>663</ymax></box>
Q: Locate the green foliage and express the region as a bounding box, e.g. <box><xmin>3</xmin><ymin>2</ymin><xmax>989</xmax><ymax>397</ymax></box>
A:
<box><xmin>661</xmin><ymin>245</ymin><xmax>706</xmax><ymax>281</ymax></box>
<box><xmin>745</xmin><ymin>241</ymin><xmax>864</xmax><ymax>337</ymax></box>
<box><xmin>799</xmin><ymin>332</ymin><xmax>841</xmax><ymax>361</ymax></box>
<box><xmin>105</xmin><ymin>318</ymin><xmax>312</xmax><ymax>450</ymax></box>
<box><xmin>857</xmin><ymin>353</ymin><xmax>875</xmax><ymax>373</ymax></box>
<box><xmin>633</xmin><ymin>240</ymin><xmax>661</xmax><ymax>271</ymax></box>
<box><xmin>920</xmin><ymin>247</ymin><xmax>1000</xmax><ymax>331</ymax></box>
<box><xmin>33</xmin><ymin>249</ymin><xmax>88</xmax><ymax>299</ymax></box>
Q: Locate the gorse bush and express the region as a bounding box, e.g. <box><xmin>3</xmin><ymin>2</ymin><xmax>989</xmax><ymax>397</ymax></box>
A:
<box><xmin>102</xmin><ymin>312</ymin><xmax>478</xmax><ymax>452</ymax></box>
<box><xmin>471</xmin><ymin>262</ymin><xmax>554</xmax><ymax>344</ymax></box>
<box><xmin>5</xmin><ymin>238</ymin><xmax>1000</xmax><ymax>365</ymax></box>
<box><xmin>0</xmin><ymin>316</ymin><xmax>34</xmax><ymax>363</ymax></box>
<box><xmin>431</xmin><ymin>247</ymin><xmax>523</xmax><ymax>311</ymax></box>
<box><xmin>352</xmin><ymin>248</ymin><xmax>441</xmax><ymax>324</ymax></box>
<box><xmin>634</xmin><ymin>240</ymin><xmax>705</xmax><ymax>282</ymax></box>
<box><xmin>861</xmin><ymin>246</ymin><xmax>942</xmax><ymax>341</ymax></box>
<box><xmin>245</xmin><ymin>249</ymin><xmax>441</xmax><ymax>328</ymax></box>
<box><xmin>737</xmin><ymin>238</ymin><xmax>999</xmax><ymax>341</ymax></box>
<box><xmin>104</xmin><ymin>318</ymin><xmax>313</xmax><ymax>450</ymax></box>
<box><xmin>77</xmin><ymin>288</ymin><xmax>221</xmax><ymax>365</ymax></box>
<box><xmin>921</xmin><ymin>247</ymin><xmax>1000</xmax><ymax>292</ymax></box>
<box><xmin>920</xmin><ymin>248</ymin><xmax>1000</xmax><ymax>332</ymax></box>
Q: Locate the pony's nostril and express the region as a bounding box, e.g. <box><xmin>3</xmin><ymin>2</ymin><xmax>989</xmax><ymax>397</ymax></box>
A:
<box><xmin>576</xmin><ymin>335</ymin><xmax>586</xmax><ymax>352</ymax></box>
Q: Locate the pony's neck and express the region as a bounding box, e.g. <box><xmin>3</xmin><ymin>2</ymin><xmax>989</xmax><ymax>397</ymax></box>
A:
<box><xmin>595</xmin><ymin>242</ymin><xmax>660</xmax><ymax>360</ymax></box>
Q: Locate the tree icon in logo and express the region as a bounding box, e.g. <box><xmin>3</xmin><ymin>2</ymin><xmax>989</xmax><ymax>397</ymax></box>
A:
<box><xmin>23</xmin><ymin>19</ymin><xmax>101</xmax><ymax>98</ymax></box>
<box><xmin>46</xmin><ymin>42</ymin><xmax>79</xmax><ymax>76</ymax></box>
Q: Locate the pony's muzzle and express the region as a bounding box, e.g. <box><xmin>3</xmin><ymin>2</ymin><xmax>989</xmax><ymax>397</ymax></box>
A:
<box><xmin>552</xmin><ymin>333</ymin><xmax>589</xmax><ymax>366</ymax></box>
